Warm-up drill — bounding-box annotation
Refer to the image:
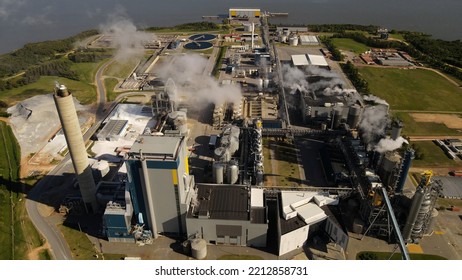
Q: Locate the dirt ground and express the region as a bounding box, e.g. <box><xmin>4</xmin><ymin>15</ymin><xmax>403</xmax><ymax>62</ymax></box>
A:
<box><xmin>410</xmin><ymin>113</ymin><xmax>462</xmax><ymax>129</ymax></box>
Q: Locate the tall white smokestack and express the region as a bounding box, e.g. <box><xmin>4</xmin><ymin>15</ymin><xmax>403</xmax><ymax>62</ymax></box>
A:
<box><xmin>53</xmin><ymin>84</ymin><xmax>97</xmax><ymax>213</ymax></box>
<box><xmin>251</xmin><ymin>22</ymin><xmax>255</xmax><ymax>50</ymax></box>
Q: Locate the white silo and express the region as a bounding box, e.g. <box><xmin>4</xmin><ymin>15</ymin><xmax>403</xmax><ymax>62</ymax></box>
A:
<box><xmin>213</xmin><ymin>163</ymin><xmax>224</xmax><ymax>184</ymax></box>
<box><xmin>53</xmin><ymin>84</ymin><xmax>97</xmax><ymax>212</ymax></box>
<box><xmin>227</xmin><ymin>161</ymin><xmax>239</xmax><ymax>184</ymax></box>
<box><xmin>289</xmin><ymin>36</ymin><xmax>298</xmax><ymax>46</ymax></box>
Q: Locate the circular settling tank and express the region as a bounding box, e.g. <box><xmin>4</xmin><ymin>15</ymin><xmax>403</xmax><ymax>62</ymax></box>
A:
<box><xmin>184</xmin><ymin>41</ymin><xmax>213</xmax><ymax>51</ymax></box>
<box><xmin>189</xmin><ymin>34</ymin><xmax>217</xmax><ymax>42</ymax></box>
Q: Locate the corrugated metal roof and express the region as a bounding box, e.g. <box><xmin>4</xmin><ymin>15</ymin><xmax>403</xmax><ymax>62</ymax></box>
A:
<box><xmin>434</xmin><ymin>176</ymin><xmax>462</xmax><ymax>198</ymax></box>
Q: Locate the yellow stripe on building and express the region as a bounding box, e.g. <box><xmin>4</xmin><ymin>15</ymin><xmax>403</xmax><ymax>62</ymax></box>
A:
<box><xmin>171</xmin><ymin>169</ymin><xmax>178</xmax><ymax>185</ymax></box>
<box><xmin>185</xmin><ymin>157</ymin><xmax>189</xmax><ymax>175</ymax></box>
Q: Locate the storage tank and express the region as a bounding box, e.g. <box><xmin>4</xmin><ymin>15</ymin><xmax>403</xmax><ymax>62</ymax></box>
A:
<box><xmin>347</xmin><ymin>105</ymin><xmax>361</xmax><ymax>128</ymax></box>
<box><xmin>190</xmin><ymin>238</ymin><xmax>207</xmax><ymax>260</ymax></box>
<box><xmin>425</xmin><ymin>208</ymin><xmax>439</xmax><ymax>235</ymax></box>
<box><xmin>391</xmin><ymin>120</ymin><xmax>403</xmax><ymax>140</ymax></box>
<box><xmin>332</xmin><ymin>106</ymin><xmax>343</xmax><ymax>129</ymax></box>
<box><xmin>263</xmin><ymin>79</ymin><xmax>270</xmax><ymax>88</ymax></box>
<box><xmin>227</xmin><ymin>162</ymin><xmax>239</xmax><ymax>184</ymax></box>
<box><xmin>378</xmin><ymin>152</ymin><xmax>401</xmax><ymax>189</ymax></box>
<box><xmin>289</xmin><ymin>36</ymin><xmax>298</xmax><ymax>46</ymax></box>
<box><xmin>320</xmin><ymin>123</ymin><xmax>327</xmax><ymax>131</ymax></box>
<box><xmin>395</xmin><ymin>148</ymin><xmax>415</xmax><ymax>193</ymax></box>
<box><xmin>283</xmin><ymin>29</ymin><xmax>290</xmax><ymax>36</ymax></box>
<box><xmin>279</xmin><ymin>35</ymin><xmax>288</xmax><ymax>43</ymax></box>
<box><xmin>256</xmin><ymin>78</ymin><xmax>263</xmax><ymax>90</ymax></box>
<box><xmin>213</xmin><ymin>163</ymin><xmax>224</xmax><ymax>184</ymax></box>
<box><xmin>402</xmin><ymin>186</ymin><xmax>425</xmax><ymax>241</ymax></box>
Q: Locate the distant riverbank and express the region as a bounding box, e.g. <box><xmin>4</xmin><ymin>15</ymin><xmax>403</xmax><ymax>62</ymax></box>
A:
<box><xmin>1</xmin><ymin>0</ymin><xmax>461</xmax><ymax>54</ymax></box>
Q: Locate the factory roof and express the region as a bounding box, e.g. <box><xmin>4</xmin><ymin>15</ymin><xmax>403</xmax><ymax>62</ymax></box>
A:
<box><xmin>97</xmin><ymin>119</ymin><xmax>128</xmax><ymax>140</ymax></box>
<box><xmin>434</xmin><ymin>176</ymin><xmax>462</xmax><ymax>199</ymax></box>
<box><xmin>191</xmin><ymin>184</ymin><xmax>251</xmax><ymax>221</ymax></box>
<box><xmin>128</xmin><ymin>135</ymin><xmax>183</xmax><ymax>159</ymax></box>
<box><xmin>291</xmin><ymin>54</ymin><xmax>309</xmax><ymax>66</ymax></box>
<box><xmin>307</xmin><ymin>54</ymin><xmax>329</xmax><ymax>67</ymax></box>
<box><xmin>299</xmin><ymin>35</ymin><xmax>319</xmax><ymax>44</ymax></box>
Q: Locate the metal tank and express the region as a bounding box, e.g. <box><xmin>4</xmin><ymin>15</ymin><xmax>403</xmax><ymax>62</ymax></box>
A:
<box><xmin>190</xmin><ymin>238</ymin><xmax>207</xmax><ymax>259</ymax></box>
<box><xmin>257</xmin><ymin>78</ymin><xmax>263</xmax><ymax>90</ymax></box>
<box><xmin>347</xmin><ymin>105</ymin><xmax>361</xmax><ymax>128</ymax></box>
<box><xmin>332</xmin><ymin>106</ymin><xmax>343</xmax><ymax>129</ymax></box>
<box><xmin>402</xmin><ymin>186</ymin><xmax>425</xmax><ymax>241</ymax></box>
<box><xmin>411</xmin><ymin>191</ymin><xmax>433</xmax><ymax>238</ymax></box>
<box><xmin>378</xmin><ymin>152</ymin><xmax>401</xmax><ymax>189</ymax></box>
<box><xmin>391</xmin><ymin>120</ymin><xmax>403</xmax><ymax>140</ymax></box>
<box><xmin>53</xmin><ymin>84</ymin><xmax>97</xmax><ymax>212</ymax></box>
<box><xmin>213</xmin><ymin>163</ymin><xmax>224</xmax><ymax>184</ymax></box>
<box><xmin>289</xmin><ymin>36</ymin><xmax>298</xmax><ymax>46</ymax></box>
<box><xmin>424</xmin><ymin>208</ymin><xmax>439</xmax><ymax>235</ymax></box>
<box><xmin>227</xmin><ymin>161</ymin><xmax>239</xmax><ymax>184</ymax></box>
<box><xmin>263</xmin><ymin>79</ymin><xmax>270</xmax><ymax>89</ymax></box>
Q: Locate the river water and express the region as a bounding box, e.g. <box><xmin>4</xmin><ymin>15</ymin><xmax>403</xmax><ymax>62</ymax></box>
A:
<box><xmin>1</xmin><ymin>0</ymin><xmax>461</xmax><ymax>54</ymax></box>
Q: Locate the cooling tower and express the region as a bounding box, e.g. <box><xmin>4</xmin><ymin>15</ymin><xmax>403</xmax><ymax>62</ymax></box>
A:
<box><xmin>54</xmin><ymin>85</ymin><xmax>97</xmax><ymax>212</ymax></box>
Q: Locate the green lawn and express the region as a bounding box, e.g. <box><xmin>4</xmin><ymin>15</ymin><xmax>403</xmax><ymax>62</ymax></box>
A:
<box><xmin>411</xmin><ymin>141</ymin><xmax>462</xmax><ymax>168</ymax></box>
<box><xmin>0</xmin><ymin>122</ymin><xmax>44</xmax><ymax>260</ymax></box>
<box><xmin>70</xmin><ymin>60</ymin><xmax>109</xmax><ymax>84</ymax></box>
<box><xmin>263</xmin><ymin>138</ymin><xmax>301</xmax><ymax>187</ymax></box>
<box><xmin>359</xmin><ymin>68</ymin><xmax>462</xmax><ymax>111</ymax></box>
<box><xmin>0</xmin><ymin>76</ymin><xmax>97</xmax><ymax>105</ymax></box>
<box><xmin>59</xmin><ymin>224</ymin><xmax>100</xmax><ymax>260</ymax></box>
<box><xmin>105</xmin><ymin>59</ymin><xmax>138</xmax><ymax>79</ymax></box>
<box><xmin>332</xmin><ymin>38</ymin><xmax>370</xmax><ymax>54</ymax></box>
<box><xmin>393</xmin><ymin>112</ymin><xmax>462</xmax><ymax>136</ymax></box>
<box><xmin>105</xmin><ymin>78</ymin><xmax>120</xmax><ymax>102</ymax></box>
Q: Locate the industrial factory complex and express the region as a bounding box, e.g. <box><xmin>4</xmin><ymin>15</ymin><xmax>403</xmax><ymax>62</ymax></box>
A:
<box><xmin>26</xmin><ymin>8</ymin><xmax>460</xmax><ymax>261</ymax></box>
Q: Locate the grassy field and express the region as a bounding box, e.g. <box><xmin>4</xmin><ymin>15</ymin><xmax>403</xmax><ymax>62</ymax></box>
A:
<box><xmin>411</xmin><ymin>141</ymin><xmax>462</xmax><ymax>168</ymax></box>
<box><xmin>105</xmin><ymin>78</ymin><xmax>120</xmax><ymax>102</ymax></box>
<box><xmin>0</xmin><ymin>122</ymin><xmax>44</xmax><ymax>259</ymax></box>
<box><xmin>70</xmin><ymin>60</ymin><xmax>109</xmax><ymax>84</ymax></box>
<box><xmin>59</xmin><ymin>224</ymin><xmax>100</xmax><ymax>260</ymax></box>
<box><xmin>393</xmin><ymin>112</ymin><xmax>462</xmax><ymax>136</ymax></box>
<box><xmin>263</xmin><ymin>138</ymin><xmax>301</xmax><ymax>187</ymax></box>
<box><xmin>359</xmin><ymin>68</ymin><xmax>462</xmax><ymax>111</ymax></box>
<box><xmin>0</xmin><ymin>76</ymin><xmax>97</xmax><ymax>105</ymax></box>
<box><xmin>105</xmin><ymin>59</ymin><xmax>139</xmax><ymax>79</ymax></box>
<box><xmin>332</xmin><ymin>38</ymin><xmax>370</xmax><ymax>54</ymax></box>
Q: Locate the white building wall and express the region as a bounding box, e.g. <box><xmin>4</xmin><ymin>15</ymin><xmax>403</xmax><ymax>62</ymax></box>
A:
<box><xmin>279</xmin><ymin>225</ymin><xmax>309</xmax><ymax>256</ymax></box>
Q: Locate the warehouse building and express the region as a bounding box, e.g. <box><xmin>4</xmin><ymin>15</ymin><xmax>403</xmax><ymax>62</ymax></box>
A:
<box><xmin>186</xmin><ymin>185</ymin><xmax>268</xmax><ymax>247</ymax></box>
<box><xmin>229</xmin><ymin>8</ymin><xmax>261</xmax><ymax>20</ymax></box>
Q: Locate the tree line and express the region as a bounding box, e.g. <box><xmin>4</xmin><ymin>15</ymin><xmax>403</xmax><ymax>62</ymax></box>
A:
<box><xmin>0</xmin><ymin>30</ymin><xmax>98</xmax><ymax>78</ymax></box>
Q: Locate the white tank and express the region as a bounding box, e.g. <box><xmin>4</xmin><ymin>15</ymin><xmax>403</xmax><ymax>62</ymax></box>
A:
<box><xmin>190</xmin><ymin>238</ymin><xmax>207</xmax><ymax>260</ymax></box>
<box><xmin>227</xmin><ymin>163</ymin><xmax>239</xmax><ymax>184</ymax></box>
<box><xmin>213</xmin><ymin>163</ymin><xmax>224</xmax><ymax>184</ymax></box>
<box><xmin>263</xmin><ymin>79</ymin><xmax>269</xmax><ymax>88</ymax></box>
<box><xmin>257</xmin><ymin>78</ymin><xmax>263</xmax><ymax>90</ymax></box>
<box><xmin>279</xmin><ymin>35</ymin><xmax>288</xmax><ymax>43</ymax></box>
<box><xmin>289</xmin><ymin>36</ymin><xmax>298</xmax><ymax>46</ymax></box>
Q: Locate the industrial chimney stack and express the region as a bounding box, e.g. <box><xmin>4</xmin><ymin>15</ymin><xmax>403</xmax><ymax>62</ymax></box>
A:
<box><xmin>53</xmin><ymin>84</ymin><xmax>97</xmax><ymax>212</ymax></box>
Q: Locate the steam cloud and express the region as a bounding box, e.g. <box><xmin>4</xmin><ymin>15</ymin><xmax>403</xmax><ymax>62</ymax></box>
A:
<box><xmin>363</xmin><ymin>94</ymin><xmax>389</xmax><ymax>106</ymax></box>
<box><xmin>359</xmin><ymin>105</ymin><xmax>389</xmax><ymax>148</ymax></box>
<box><xmin>156</xmin><ymin>54</ymin><xmax>242</xmax><ymax>106</ymax></box>
<box><xmin>99</xmin><ymin>11</ymin><xmax>154</xmax><ymax>62</ymax></box>
<box><xmin>375</xmin><ymin>136</ymin><xmax>409</xmax><ymax>153</ymax></box>
<box><xmin>281</xmin><ymin>64</ymin><xmax>345</xmax><ymax>95</ymax></box>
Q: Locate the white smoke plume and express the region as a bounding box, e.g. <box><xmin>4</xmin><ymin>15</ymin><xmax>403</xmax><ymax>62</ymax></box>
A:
<box><xmin>156</xmin><ymin>54</ymin><xmax>242</xmax><ymax>106</ymax></box>
<box><xmin>374</xmin><ymin>136</ymin><xmax>408</xmax><ymax>153</ymax></box>
<box><xmin>359</xmin><ymin>105</ymin><xmax>389</xmax><ymax>148</ymax></box>
<box><xmin>363</xmin><ymin>94</ymin><xmax>389</xmax><ymax>106</ymax></box>
<box><xmin>281</xmin><ymin>64</ymin><xmax>309</xmax><ymax>94</ymax></box>
<box><xmin>99</xmin><ymin>10</ymin><xmax>154</xmax><ymax>62</ymax></box>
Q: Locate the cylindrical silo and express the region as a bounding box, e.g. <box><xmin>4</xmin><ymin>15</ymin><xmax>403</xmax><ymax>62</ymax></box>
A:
<box><xmin>227</xmin><ymin>162</ymin><xmax>239</xmax><ymax>184</ymax></box>
<box><xmin>332</xmin><ymin>106</ymin><xmax>343</xmax><ymax>129</ymax></box>
<box><xmin>257</xmin><ymin>78</ymin><xmax>263</xmax><ymax>90</ymax></box>
<box><xmin>191</xmin><ymin>238</ymin><xmax>207</xmax><ymax>259</ymax></box>
<box><xmin>213</xmin><ymin>163</ymin><xmax>224</xmax><ymax>184</ymax></box>
<box><xmin>53</xmin><ymin>85</ymin><xmax>97</xmax><ymax>212</ymax></box>
<box><xmin>391</xmin><ymin>120</ymin><xmax>403</xmax><ymax>140</ymax></box>
<box><xmin>263</xmin><ymin>79</ymin><xmax>270</xmax><ymax>89</ymax></box>
<box><xmin>378</xmin><ymin>153</ymin><xmax>401</xmax><ymax>189</ymax></box>
<box><xmin>347</xmin><ymin>105</ymin><xmax>361</xmax><ymax>128</ymax></box>
<box><xmin>402</xmin><ymin>186</ymin><xmax>425</xmax><ymax>241</ymax></box>
<box><xmin>289</xmin><ymin>36</ymin><xmax>298</xmax><ymax>46</ymax></box>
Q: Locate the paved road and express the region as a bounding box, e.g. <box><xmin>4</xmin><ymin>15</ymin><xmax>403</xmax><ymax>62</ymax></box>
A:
<box><xmin>25</xmin><ymin>58</ymin><xmax>112</xmax><ymax>260</ymax></box>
